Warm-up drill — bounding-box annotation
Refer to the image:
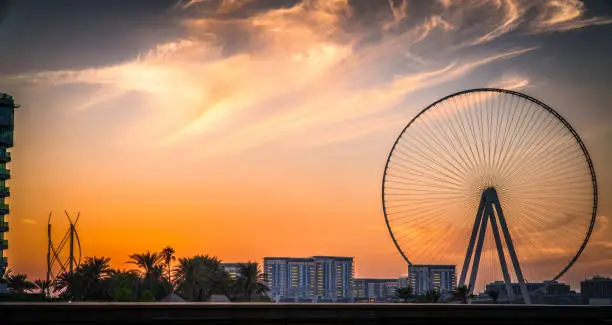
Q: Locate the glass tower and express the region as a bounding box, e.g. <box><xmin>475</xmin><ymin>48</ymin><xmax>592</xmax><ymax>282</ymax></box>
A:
<box><xmin>0</xmin><ymin>93</ymin><xmax>16</xmax><ymax>278</ymax></box>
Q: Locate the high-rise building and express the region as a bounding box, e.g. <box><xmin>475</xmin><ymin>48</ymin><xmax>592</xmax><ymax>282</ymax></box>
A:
<box><xmin>264</xmin><ymin>256</ymin><xmax>354</xmax><ymax>300</ymax></box>
<box><xmin>287</xmin><ymin>258</ymin><xmax>315</xmax><ymax>298</ymax></box>
<box><xmin>354</xmin><ymin>278</ymin><xmax>399</xmax><ymax>300</ymax></box>
<box><xmin>313</xmin><ymin>256</ymin><xmax>354</xmax><ymax>299</ymax></box>
<box><xmin>264</xmin><ymin>257</ymin><xmax>290</xmax><ymax>299</ymax></box>
<box><xmin>0</xmin><ymin>93</ymin><xmax>16</xmax><ymax>280</ymax></box>
<box><xmin>581</xmin><ymin>277</ymin><xmax>612</xmax><ymax>305</ymax></box>
<box><xmin>408</xmin><ymin>264</ymin><xmax>456</xmax><ymax>294</ymax></box>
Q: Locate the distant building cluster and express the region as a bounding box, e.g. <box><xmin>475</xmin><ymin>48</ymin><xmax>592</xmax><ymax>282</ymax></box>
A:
<box><xmin>261</xmin><ymin>256</ymin><xmax>611</xmax><ymax>305</ymax></box>
<box><xmin>262</xmin><ymin>257</ymin><xmax>458</xmax><ymax>302</ymax></box>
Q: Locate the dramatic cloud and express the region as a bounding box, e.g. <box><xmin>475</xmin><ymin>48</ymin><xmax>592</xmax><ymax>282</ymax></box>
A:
<box><xmin>5</xmin><ymin>0</ymin><xmax>610</xmax><ymax>155</ymax></box>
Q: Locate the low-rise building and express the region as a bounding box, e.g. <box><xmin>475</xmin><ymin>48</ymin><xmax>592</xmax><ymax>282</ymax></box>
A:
<box><xmin>581</xmin><ymin>277</ymin><xmax>612</xmax><ymax>305</ymax></box>
<box><xmin>408</xmin><ymin>265</ymin><xmax>456</xmax><ymax>294</ymax></box>
<box><xmin>354</xmin><ymin>278</ymin><xmax>399</xmax><ymax>301</ymax></box>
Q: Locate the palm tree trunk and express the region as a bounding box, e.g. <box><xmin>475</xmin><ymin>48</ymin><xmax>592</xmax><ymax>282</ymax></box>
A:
<box><xmin>167</xmin><ymin>263</ymin><xmax>172</xmax><ymax>289</ymax></box>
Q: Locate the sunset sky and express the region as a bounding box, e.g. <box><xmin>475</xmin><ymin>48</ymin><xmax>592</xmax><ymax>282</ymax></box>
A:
<box><xmin>1</xmin><ymin>0</ymin><xmax>611</xmax><ymax>289</ymax></box>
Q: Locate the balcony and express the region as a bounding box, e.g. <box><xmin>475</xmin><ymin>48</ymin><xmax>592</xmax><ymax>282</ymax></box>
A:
<box><xmin>0</xmin><ymin>137</ymin><xmax>13</xmax><ymax>147</ymax></box>
<box><xmin>0</xmin><ymin>256</ymin><xmax>6</xmax><ymax>268</ymax></box>
<box><xmin>0</xmin><ymin>187</ymin><xmax>9</xmax><ymax>197</ymax></box>
<box><xmin>0</xmin><ymin>151</ymin><xmax>9</xmax><ymax>163</ymax></box>
<box><xmin>0</xmin><ymin>239</ymin><xmax>7</xmax><ymax>250</ymax></box>
<box><xmin>0</xmin><ymin>221</ymin><xmax>7</xmax><ymax>232</ymax></box>
<box><xmin>0</xmin><ymin>167</ymin><xmax>9</xmax><ymax>180</ymax></box>
<box><xmin>0</xmin><ymin>203</ymin><xmax>8</xmax><ymax>214</ymax></box>
<box><xmin>0</xmin><ymin>110</ymin><xmax>14</xmax><ymax>129</ymax></box>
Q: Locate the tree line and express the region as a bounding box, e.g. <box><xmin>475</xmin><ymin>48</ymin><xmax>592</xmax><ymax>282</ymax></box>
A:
<box><xmin>0</xmin><ymin>246</ymin><xmax>269</xmax><ymax>302</ymax></box>
<box><xmin>395</xmin><ymin>285</ymin><xmax>498</xmax><ymax>303</ymax></box>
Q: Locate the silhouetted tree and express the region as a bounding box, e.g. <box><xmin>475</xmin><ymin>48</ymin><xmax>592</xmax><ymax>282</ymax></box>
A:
<box><xmin>128</xmin><ymin>251</ymin><xmax>170</xmax><ymax>299</ymax></box>
<box><xmin>486</xmin><ymin>289</ymin><xmax>499</xmax><ymax>304</ymax></box>
<box><xmin>161</xmin><ymin>246</ymin><xmax>176</xmax><ymax>284</ymax></box>
<box><xmin>396</xmin><ymin>287</ymin><xmax>413</xmax><ymax>303</ymax></box>
<box><xmin>54</xmin><ymin>256</ymin><xmax>112</xmax><ymax>301</ymax></box>
<box><xmin>425</xmin><ymin>289</ymin><xmax>440</xmax><ymax>303</ymax></box>
<box><xmin>235</xmin><ymin>262</ymin><xmax>268</xmax><ymax>301</ymax></box>
<box><xmin>103</xmin><ymin>269</ymin><xmax>140</xmax><ymax>301</ymax></box>
<box><xmin>173</xmin><ymin>255</ymin><xmax>230</xmax><ymax>301</ymax></box>
<box><xmin>128</xmin><ymin>251</ymin><xmax>164</xmax><ymax>279</ymax></box>
<box><xmin>452</xmin><ymin>285</ymin><xmax>470</xmax><ymax>304</ymax></box>
<box><xmin>33</xmin><ymin>279</ymin><xmax>52</xmax><ymax>297</ymax></box>
<box><xmin>6</xmin><ymin>273</ymin><xmax>36</xmax><ymax>293</ymax></box>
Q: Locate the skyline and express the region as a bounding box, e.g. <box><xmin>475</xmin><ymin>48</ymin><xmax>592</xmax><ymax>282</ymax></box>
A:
<box><xmin>1</xmin><ymin>0</ymin><xmax>611</xmax><ymax>290</ymax></box>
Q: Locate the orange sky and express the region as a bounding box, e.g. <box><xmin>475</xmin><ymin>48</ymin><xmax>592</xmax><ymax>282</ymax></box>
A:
<box><xmin>2</xmin><ymin>0</ymin><xmax>612</xmax><ymax>290</ymax></box>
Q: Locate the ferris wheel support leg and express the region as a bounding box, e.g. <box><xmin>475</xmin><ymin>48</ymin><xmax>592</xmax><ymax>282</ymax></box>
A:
<box><xmin>493</xmin><ymin>199</ymin><xmax>532</xmax><ymax>305</ymax></box>
<box><xmin>459</xmin><ymin>195</ymin><xmax>486</xmax><ymax>287</ymax></box>
<box><xmin>489</xmin><ymin>210</ymin><xmax>515</xmax><ymax>303</ymax></box>
<box><xmin>467</xmin><ymin>202</ymin><xmax>490</xmax><ymax>296</ymax></box>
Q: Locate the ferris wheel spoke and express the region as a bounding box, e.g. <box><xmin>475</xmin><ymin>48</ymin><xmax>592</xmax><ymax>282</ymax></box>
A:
<box><xmin>438</xmin><ymin>99</ymin><xmax>478</xmax><ymax>172</ymax></box>
<box><xmin>460</xmin><ymin>93</ymin><xmax>485</xmax><ymax>168</ymax></box>
<box><xmin>387</xmin><ymin>163</ymin><xmax>464</xmax><ymax>189</ymax></box>
<box><xmin>384</xmin><ymin>179</ymin><xmax>464</xmax><ymax>193</ymax></box>
<box><xmin>494</xmin><ymin>96</ymin><xmax>530</xmax><ymax>176</ymax></box>
<box><xmin>385</xmin><ymin>173</ymin><xmax>463</xmax><ymax>191</ymax></box>
<box><xmin>408</xmin><ymin>115</ymin><xmax>472</xmax><ymax>178</ymax></box>
<box><xmin>498</xmin><ymin>103</ymin><xmax>552</xmax><ymax>179</ymax></box>
<box><xmin>391</xmin><ymin>146</ymin><xmax>467</xmax><ymax>186</ymax></box>
<box><xmin>448</xmin><ymin>97</ymin><xmax>480</xmax><ymax>170</ymax></box>
<box><xmin>510</xmin><ymin>130</ymin><xmax>578</xmax><ymax>180</ymax></box>
<box><xmin>499</xmin><ymin>99</ymin><xmax>551</xmax><ymax>176</ymax></box>
<box><xmin>515</xmin><ymin>148</ymin><xmax>587</xmax><ymax>183</ymax></box>
<box><xmin>501</xmin><ymin>114</ymin><xmax>568</xmax><ymax>180</ymax></box>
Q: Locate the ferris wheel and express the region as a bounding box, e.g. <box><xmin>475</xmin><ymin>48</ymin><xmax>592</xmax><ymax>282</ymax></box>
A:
<box><xmin>382</xmin><ymin>88</ymin><xmax>597</xmax><ymax>303</ymax></box>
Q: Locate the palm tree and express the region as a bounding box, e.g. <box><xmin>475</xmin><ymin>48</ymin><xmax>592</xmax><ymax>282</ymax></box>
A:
<box><xmin>160</xmin><ymin>246</ymin><xmax>176</xmax><ymax>283</ymax></box>
<box><xmin>34</xmin><ymin>279</ymin><xmax>52</xmax><ymax>296</ymax></box>
<box><xmin>128</xmin><ymin>251</ymin><xmax>172</xmax><ymax>300</ymax></box>
<box><xmin>55</xmin><ymin>256</ymin><xmax>112</xmax><ymax>301</ymax></box>
<box><xmin>396</xmin><ymin>286</ymin><xmax>413</xmax><ymax>303</ymax></box>
<box><xmin>128</xmin><ymin>251</ymin><xmax>164</xmax><ymax>279</ymax></box>
<box><xmin>235</xmin><ymin>262</ymin><xmax>268</xmax><ymax>301</ymax></box>
<box><xmin>425</xmin><ymin>289</ymin><xmax>440</xmax><ymax>303</ymax></box>
<box><xmin>452</xmin><ymin>285</ymin><xmax>470</xmax><ymax>304</ymax></box>
<box><xmin>80</xmin><ymin>256</ymin><xmax>112</xmax><ymax>279</ymax></box>
<box><xmin>173</xmin><ymin>255</ymin><xmax>229</xmax><ymax>301</ymax></box>
<box><xmin>486</xmin><ymin>289</ymin><xmax>499</xmax><ymax>304</ymax></box>
<box><xmin>6</xmin><ymin>273</ymin><xmax>36</xmax><ymax>294</ymax></box>
<box><xmin>104</xmin><ymin>269</ymin><xmax>140</xmax><ymax>301</ymax></box>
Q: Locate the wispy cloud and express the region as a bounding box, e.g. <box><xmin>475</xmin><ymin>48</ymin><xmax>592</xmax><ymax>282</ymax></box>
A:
<box><xmin>5</xmin><ymin>0</ymin><xmax>609</xmax><ymax>155</ymax></box>
<box><xmin>21</xmin><ymin>218</ymin><xmax>37</xmax><ymax>225</ymax></box>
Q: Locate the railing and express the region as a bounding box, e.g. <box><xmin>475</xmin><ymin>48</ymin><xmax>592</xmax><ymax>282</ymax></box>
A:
<box><xmin>1</xmin><ymin>304</ymin><xmax>612</xmax><ymax>325</ymax></box>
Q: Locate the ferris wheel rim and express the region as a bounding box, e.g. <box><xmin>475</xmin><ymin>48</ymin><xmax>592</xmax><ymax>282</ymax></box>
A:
<box><xmin>381</xmin><ymin>87</ymin><xmax>598</xmax><ymax>281</ymax></box>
